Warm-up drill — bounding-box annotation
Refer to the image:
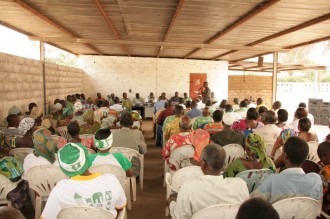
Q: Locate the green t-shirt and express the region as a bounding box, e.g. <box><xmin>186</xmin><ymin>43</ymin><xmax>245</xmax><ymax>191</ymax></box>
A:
<box><xmin>89</xmin><ymin>152</ymin><xmax>132</xmax><ymax>171</ymax></box>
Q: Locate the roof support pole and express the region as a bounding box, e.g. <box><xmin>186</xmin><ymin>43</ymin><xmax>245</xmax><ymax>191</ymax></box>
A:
<box><xmin>40</xmin><ymin>41</ymin><xmax>47</xmax><ymax>114</ymax></box>
<box><xmin>272</xmin><ymin>52</ymin><xmax>278</xmax><ymax>103</ymax></box>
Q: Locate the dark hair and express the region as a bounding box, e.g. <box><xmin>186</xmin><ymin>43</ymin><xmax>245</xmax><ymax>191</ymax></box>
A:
<box><xmin>317</xmin><ymin>141</ymin><xmax>330</xmax><ymax>160</ymax></box>
<box><xmin>67</xmin><ymin>121</ymin><xmax>80</xmax><ymax>137</ymax></box>
<box><xmin>6</xmin><ymin>114</ymin><xmax>18</xmax><ymax>126</ymax></box>
<box><xmin>233</xmin><ymin>98</ymin><xmax>239</xmax><ymax>104</ymax></box>
<box><xmin>263</xmin><ymin>111</ymin><xmax>277</xmax><ymax>124</ymax></box>
<box><xmin>277</xmin><ymin>109</ymin><xmax>288</xmax><ymax>122</ymax></box>
<box><xmin>191</xmin><ymin>101</ymin><xmax>197</xmax><ymax>108</ymax></box>
<box><xmin>54</xmin><ymin>99</ymin><xmax>61</xmax><ymax>104</ymax></box>
<box><xmin>95</xmin><ymin>128</ymin><xmax>111</xmax><ymax>140</ymax></box>
<box><xmin>179</xmin><ymin>98</ymin><xmax>184</xmax><ymax>104</ymax></box>
<box><xmin>298</xmin><ymin>117</ymin><xmax>311</xmax><ymax>132</ymax></box>
<box><xmin>174</xmin><ymin>105</ymin><xmax>184</xmax><ymax>116</ymax></box>
<box><xmin>283</xmin><ymin>136</ymin><xmax>309</xmax><ymax>166</ymax></box>
<box><xmin>120</xmin><ymin>113</ymin><xmax>133</xmax><ymax>127</ymax></box>
<box><xmin>212</xmin><ymin>110</ymin><xmax>223</xmax><ymax>122</ymax></box>
<box><xmin>272</xmin><ymin>101</ymin><xmax>282</xmax><ymax>110</ymax></box>
<box><xmin>219</xmin><ymin>100</ymin><xmax>227</xmax><ymax>109</ymax></box>
<box><xmin>246</xmin><ymin>108</ymin><xmax>258</xmax><ymax>120</ymax></box>
<box><xmin>239</xmin><ymin>100</ymin><xmax>248</xmax><ymax>108</ymax></box>
<box><xmin>201</xmin><ymin>144</ymin><xmax>226</xmax><ymax>171</ymax></box>
<box><xmin>205</xmin><ymin>100</ymin><xmax>212</xmax><ymax>107</ymax></box>
<box><xmin>258</xmin><ymin>106</ymin><xmax>268</xmax><ymax>114</ymax></box>
<box><xmin>298</xmin><ymin>102</ymin><xmax>307</xmax><ymax>108</ymax></box>
<box><xmin>185</xmin><ymin>101</ymin><xmax>191</xmax><ymax>108</ymax></box>
<box><xmin>103</xmin><ymin>100</ymin><xmax>110</xmax><ymax>108</ymax></box>
<box><xmin>295</xmin><ymin>107</ymin><xmax>308</xmax><ymax>119</ymax></box>
<box><xmin>96</xmin><ymin>100</ymin><xmax>104</xmax><ymax>108</ymax></box>
<box><xmin>236</xmin><ymin>198</ymin><xmax>279</xmax><ymax>219</ymax></box>
<box><xmin>114</xmin><ymin>97</ymin><xmax>120</xmax><ymax>104</ymax></box>
<box><xmin>257</xmin><ymin>97</ymin><xmax>263</xmax><ymax>105</ymax></box>
<box><xmin>225</xmin><ymin>104</ymin><xmax>233</xmax><ymax>112</ymax></box>
<box><xmin>28</xmin><ymin>103</ymin><xmax>37</xmax><ymax>111</ymax></box>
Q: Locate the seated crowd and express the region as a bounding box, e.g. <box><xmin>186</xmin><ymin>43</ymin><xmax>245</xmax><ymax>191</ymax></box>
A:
<box><xmin>0</xmin><ymin>90</ymin><xmax>329</xmax><ymax>219</ymax></box>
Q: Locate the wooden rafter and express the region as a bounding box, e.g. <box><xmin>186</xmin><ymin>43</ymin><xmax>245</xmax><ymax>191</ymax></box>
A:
<box><xmin>14</xmin><ymin>0</ymin><xmax>102</xmax><ymax>55</ymax></box>
<box><xmin>94</xmin><ymin>0</ymin><xmax>130</xmax><ymax>56</ymax></box>
<box><xmin>157</xmin><ymin>0</ymin><xmax>184</xmax><ymax>58</ymax></box>
<box><xmin>184</xmin><ymin>0</ymin><xmax>281</xmax><ymax>59</ymax></box>
<box><xmin>213</xmin><ymin>12</ymin><xmax>330</xmax><ymax>60</ymax></box>
<box><xmin>285</xmin><ymin>36</ymin><xmax>330</xmax><ymax>49</ymax></box>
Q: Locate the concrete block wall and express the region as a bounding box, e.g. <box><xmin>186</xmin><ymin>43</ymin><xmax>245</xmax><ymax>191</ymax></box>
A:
<box><xmin>0</xmin><ymin>52</ymin><xmax>83</xmax><ymax>119</ymax></box>
<box><xmin>228</xmin><ymin>75</ymin><xmax>272</xmax><ymax>108</ymax></box>
<box><xmin>79</xmin><ymin>56</ymin><xmax>228</xmax><ymax>101</ymax></box>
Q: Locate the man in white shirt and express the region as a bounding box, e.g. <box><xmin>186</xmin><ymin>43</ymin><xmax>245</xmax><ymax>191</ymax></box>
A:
<box><xmin>41</xmin><ymin>143</ymin><xmax>126</xmax><ymax>219</ymax></box>
<box><xmin>167</xmin><ymin>144</ymin><xmax>249</xmax><ymax>219</ymax></box>
<box><xmin>254</xmin><ymin>111</ymin><xmax>282</xmax><ymax>146</ymax></box>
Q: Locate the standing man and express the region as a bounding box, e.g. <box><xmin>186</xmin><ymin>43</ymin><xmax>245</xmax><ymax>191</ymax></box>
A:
<box><xmin>201</xmin><ymin>81</ymin><xmax>211</xmax><ymax>104</ymax></box>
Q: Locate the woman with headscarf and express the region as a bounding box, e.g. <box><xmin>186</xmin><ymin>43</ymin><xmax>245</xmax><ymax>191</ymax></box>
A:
<box><xmin>21</xmin><ymin>128</ymin><xmax>58</xmax><ymax>180</ymax></box>
<box><xmin>58</xmin><ymin>106</ymin><xmax>73</xmax><ymax>126</ymax></box>
<box><xmin>79</xmin><ymin>109</ymin><xmax>101</xmax><ymax>135</ymax></box>
<box><xmin>15</xmin><ymin>118</ymin><xmax>36</xmax><ymax>148</ymax></box>
<box><xmin>71</xmin><ymin>102</ymin><xmax>85</xmax><ymax>126</ymax></box>
<box><xmin>224</xmin><ymin>133</ymin><xmax>276</xmax><ymax>178</ymax></box>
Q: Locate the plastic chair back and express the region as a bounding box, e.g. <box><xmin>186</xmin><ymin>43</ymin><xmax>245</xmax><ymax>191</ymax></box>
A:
<box><xmin>307</xmin><ymin>141</ymin><xmax>319</xmax><ymax>162</ymax></box>
<box><xmin>166</xmin><ymin>166</ymin><xmax>203</xmax><ymax>193</ymax></box>
<box><xmin>222</xmin><ymin>144</ymin><xmax>244</xmax><ymax>170</ymax></box>
<box><xmin>273</xmin><ymin>197</ymin><xmax>321</xmax><ymax>219</ymax></box>
<box><xmin>89</xmin><ymin>164</ymin><xmax>126</xmax><ymax>185</ymax></box>
<box><xmin>235</xmin><ymin>168</ymin><xmax>273</xmax><ymax>193</ymax></box>
<box><xmin>168</xmin><ymin>145</ymin><xmax>194</xmax><ymax>170</ymax></box>
<box><xmin>191</xmin><ymin>203</ymin><xmax>240</xmax><ymax>219</ymax></box>
<box><xmin>266</xmin><ymin>143</ymin><xmax>282</xmax><ymax>160</ymax></box>
<box><xmin>8</xmin><ymin>148</ymin><xmax>34</xmax><ymax>162</ymax></box>
<box><xmin>57</xmin><ymin>126</ymin><xmax>70</xmax><ymax>140</ymax></box>
<box><xmin>57</xmin><ymin>206</ymin><xmax>116</xmax><ymax>219</ymax></box>
<box><xmin>0</xmin><ymin>174</ymin><xmax>19</xmax><ymax>206</ymax></box>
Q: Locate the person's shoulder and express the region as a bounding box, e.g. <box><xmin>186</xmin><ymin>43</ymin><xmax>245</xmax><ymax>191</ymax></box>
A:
<box><xmin>306</xmin><ymin>172</ymin><xmax>322</xmax><ymax>182</ymax></box>
<box><xmin>223</xmin><ymin>176</ymin><xmax>247</xmax><ymax>186</ymax></box>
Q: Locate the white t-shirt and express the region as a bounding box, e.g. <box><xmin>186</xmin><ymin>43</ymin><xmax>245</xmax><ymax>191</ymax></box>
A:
<box><xmin>110</xmin><ymin>104</ymin><xmax>123</xmax><ymax>112</ymax></box>
<box><xmin>41</xmin><ymin>173</ymin><xmax>126</xmax><ymax>219</ymax></box>
<box><xmin>22</xmin><ymin>154</ymin><xmax>59</xmax><ymax>180</ymax></box>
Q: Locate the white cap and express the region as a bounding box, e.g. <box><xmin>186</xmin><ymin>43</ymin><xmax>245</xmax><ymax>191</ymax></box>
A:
<box><xmin>222</xmin><ymin>113</ymin><xmax>235</xmax><ymax>126</ymax></box>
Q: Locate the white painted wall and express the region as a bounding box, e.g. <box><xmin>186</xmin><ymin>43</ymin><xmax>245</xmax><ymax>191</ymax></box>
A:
<box><xmin>79</xmin><ymin>56</ymin><xmax>228</xmax><ymax>101</ymax></box>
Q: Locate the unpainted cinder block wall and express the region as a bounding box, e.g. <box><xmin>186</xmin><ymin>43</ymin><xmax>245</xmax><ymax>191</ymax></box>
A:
<box><xmin>228</xmin><ymin>75</ymin><xmax>273</xmax><ymax>108</ymax></box>
<box><xmin>0</xmin><ymin>52</ymin><xmax>83</xmax><ymax>119</ymax></box>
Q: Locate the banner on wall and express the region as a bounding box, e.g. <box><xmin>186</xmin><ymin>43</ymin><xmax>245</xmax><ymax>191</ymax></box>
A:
<box><xmin>189</xmin><ymin>73</ymin><xmax>207</xmax><ymax>100</ymax></box>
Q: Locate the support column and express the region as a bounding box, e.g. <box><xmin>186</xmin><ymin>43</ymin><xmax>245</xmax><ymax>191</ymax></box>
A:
<box><xmin>40</xmin><ymin>42</ymin><xmax>47</xmax><ymax>114</ymax></box>
<box><xmin>272</xmin><ymin>52</ymin><xmax>278</xmax><ymax>103</ymax></box>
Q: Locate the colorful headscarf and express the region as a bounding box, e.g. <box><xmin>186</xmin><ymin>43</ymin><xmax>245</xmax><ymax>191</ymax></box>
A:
<box><xmin>192</xmin><ymin>129</ymin><xmax>210</xmax><ymax>161</ymax></box>
<box><xmin>83</xmin><ymin>109</ymin><xmax>94</xmax><ymax>121</ymax></box>
<box><xmin>32</xmin><ymin>128</ymin><xmax>56</xmax><ymax>163</ymax></box>
<box><xmin>41</xmin><ymin>119</ymin><xmax>52</xmax><ymax>129</ymax></box>
<box><xmin>18</xmin><ymin>118</ymin><xmax>35</xmax><ymax>135</ymax></box>
<box><xmin>245</xmin><ymin>133</ymin><xmax>267</xmax><ymax>161</ymax></box>
<box><xmin>63</xmin><ymin>107</ymin><xmax>73</xmax><ymax>117</ymax></box>
<box><xmin>94</xmin><ymin>129</ymin><xmax>113</xmax><ymax>150</ymax></box>
<box><xmin>50</xmin><ymin>103</ymin><xmax>62</xmax><ymax>113</ymax></box>
<box><xmin>132</xmin><ymin>111</ymin><xmax>142</xmax><ymax>121</ymax></box>
<box><xmin>8</xmin><ymin>105</ymin><xmax>21</xmax><ymax>115</ymax></box>
<box><xmin>30</xmin><ymin>106</ymin><xmax>42</xmax><ymax>119</ymax></box>
<box><xmin>281</xmin><ymin>129</ymin><xmax>296</xmax><ymax>143</ymax></box>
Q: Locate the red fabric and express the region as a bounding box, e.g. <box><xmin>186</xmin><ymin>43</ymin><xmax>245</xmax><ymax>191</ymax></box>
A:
<box><xmin>157</xmin><ymin>109</ymin><xmax>175</xmax><ymax>126</ymax></box>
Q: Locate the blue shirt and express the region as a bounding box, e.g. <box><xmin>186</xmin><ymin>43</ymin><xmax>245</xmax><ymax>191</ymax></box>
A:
<box><xmin>251</xmin><ymin>168</ymin><xmax>322</xmax><ymax>203</ymax></box>
<box><xmin>185</xmin><ymin>108</ymin><xmax>202</xmax><ymax>119</ymax></box>
<box><xmin>154</xmin><ymin>100</ymin><xmax>166</xmax><ymax>113</ymax></box>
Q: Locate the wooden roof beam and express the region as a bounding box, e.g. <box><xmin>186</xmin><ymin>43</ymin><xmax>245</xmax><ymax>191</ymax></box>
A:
<box><xmin>94</xmin><ymin>0</ymin><xmax>130</xmax><ymax>56</ymax></box>
<box><xmin>14</xmin><ymin>0</ymin><xmax>102</xmax><ymax>55</ymax></box>
<box><xmin>184</xmin><ymin>0</ymin><xmax>281</xmax><ymax>59</ymax></box>
<box><xmin>212</xmin><ymin>12</ymin><xmax>330</xmax><ymax>60</ymax></box>
<box><xmin>157</xmin><ymin>0</ymin><xmax>184</xmax><ymax>58</ymax></box>
<box><xmin>285</xmin><ymin>36</ymin><xmax>330</xmax><ymax>49</ymax></box>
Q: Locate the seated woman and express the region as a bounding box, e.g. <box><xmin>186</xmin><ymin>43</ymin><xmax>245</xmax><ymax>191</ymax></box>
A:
<box><xmin>71</xmin><ymin>102</ymin><xmax>85</xmax><ymax>126</ymax></box>
<box><xmin>271</xmin><ymin>129</ymin><xmax>296</xmax><ymax>168</ymax></box>
<box><xmin>224</xmin><ymin>133</ymin><xmax>276</xmax><ymax>177</ymax></box>
<box><xmin>317</xmin><ymin>141</ymin><xmax>330</xmax><ymax>216</ymax></box>
<box><xmin>22</xmin><ymin>128</ymin><xmax>58</xmax><ymax>180</ymax></box>
<box><xmin>79</xmin><ymin>109</ymin><xmax>101</xmax><ymax>135</ymax></box>
<box><xmin>67</xmin><ymin>121</ymin><xmax>81</xmax><ymax>144</ymax></box>
<box><xmin>297</xmin><ymin>117</ymin><xmax>318</xmax><ymax>142</ymax></box>
<box><xmin>15</xmin><ymin>118</ymin><xmax>36</xmax><ymax>148</ymax></box>
<box><xmin>30</xmin><ymin>106</ymin><xmax>54</xmax><ymax>134</ymax></box>
<box><xmin>58</xmin><ymin>107</ymin><xmax>73</xmax><ymax>127</ymax></box>
<box><xmin>90</xmin><ymin>128</ymin><xmax>133</xmax><ymax>177</ymax></box>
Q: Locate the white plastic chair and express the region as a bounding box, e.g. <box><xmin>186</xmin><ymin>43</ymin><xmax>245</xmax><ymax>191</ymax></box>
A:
<box><xmin>272</xmin><ymin>197</ymin><xmax>321</xmax><ymax>219</ymax></box>
<box><xmin>26</xmin><ymin>165</ymin><xmax>68</xmax><ymax>219</ymax></box>
<box><xmin>0</xmin><ymin>174</ymin><xmax>20</xmax><ymax>207</ymax></box>
<box><xmin>235</xmin><ymin>168</ymin><xmax>274</xmax><ymax>193</ymax></box>
<box><xmin>57</xmin><ymin>126</ymin><xmax>70</xmax><ymax>139</ymax></box>
<box><xmin>163</xmin><ymin>160</ymin><xmax>169</xmax><ymax>188</ymax></box>
<box><xmin>191</xmin><ymin>203</ymin><xmax>240</xmax><ymax>219</ymax></box>
<box><xmin>307</xmin><ymin>141</ymin><xmax>320</xmax><ymax>162</ymax></box>
<box><xmin>168</xmin><ymin>145</ymin><xmax>194</xmax><ymax>171</ymax></box>
<box><xmin>110</xmin><ymin>147</ymin><xmax>144</xmax><ymax>202</ymax></box>
<box><xmin>89</xmin><ymin>164</ymin><xmax>131</xmax><ymax>211</ymax></box>
<box><xmin>57</xmin><ymin>205</ymin><xmax>120</xmax><ymax>219</ymax></box>
<box><xmin>222</xmin><ymin>144</ymin><xmax>244</xmax><ymax>170</ymax></box>
<box><xmin>165</xmin><ymin>166</ymin><xmax>203</xmax><ymax>216</ymax></box>
<box><xmin>266</xmin><ymin>143</ymin><xmax>282</xmax><ymax>160</ymax></box>
<box><xmin>8</xmin><ymin>148</ymin><xmax>34</xmax><ymax>162</ymax></box>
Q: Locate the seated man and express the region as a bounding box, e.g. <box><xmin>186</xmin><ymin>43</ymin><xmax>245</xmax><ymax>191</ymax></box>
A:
<box><xmin>132</xmin><ymin>93</ymin><xmax>145</xmax><ymax>118</ymax></box>
<box><xmin>235</xmin><ymin>100</ymin><xmax>248</xmax><ymax>119</ymax></box>
<box><xmin>272</xmin><ymin>101</ymin><xmax>282</xmax><ymax>113</ymax></box>
<box><xmin>1</xmin><ymin>114</ymin><xmax>22</xmax><ymax>137</ymax></box>
<box><xmin>185</xmin><ymin>101</ymin><xmax>202</xmax><ymax>119</ymax></box>
<box><xmin>90</xmin><ymin>128</ymin><xmax>133</xmax><ymax>177</ymax></box>
<box><xmin>236</xmin><ymin>198</ymin><xmax>280</xmax><ymax>219</ymax></box>
<box><xmin>251</xmin><ymin>136</ymin><xmax>322</xmax><ymax>203</ymax></box>
<box><xmin>15</xmin><ymin>118</ymin><xmax>36</xmax><ymax>148</ymax></box>
<box><xmin>276</xmin><ymin>109</ymin><xmax>292</xmax><ymax>130</ymax></box>
<box><xmin>121</xmin><ymin>92</ymin><xmax>132</xmax><ymax>111</ymax></box>
<box><xmin>170</xmin><ymin>92</ymin><xmax>180</xmax><ymax>103</ymax></box>
<box><xmin>162</xmin><ymin>116</ymin><xmax>193</xmax><ymax>171</ymax></box>
<box><xmin>163</xmin><ymin>105</ymin><xmax>184</xmax><ymax>144</ymax></box>
<box><xmin>254</xmin><ymin>111</ymin><xmax>282</xmax><ymax>146</ymax></box>
<box><xmin>203</xmin><ymin>110</ymin><xmax>223</xmax><ymax>135</ymax></box>
<box><xmin>210</xmin><ymin>113</ymin><xmax>244</xmax><ymax>147</ymax></box>
<box><xmin>41</xmin><ymin>143</ymin><xmax>126</xmax><ymax>219</ymax></box>
<box><xmin>110</xmin><ymin>97</ymin><xmax>123</xmax><ymax>112</ymax></box>
<box><xmin>167</xmin><ymin>144</ymin><xmax>249</xmax><ymax>219</ymax></box>
<box><xmin>192</xmin><ymin>107</ymin><xmax>213</xmax><ymax>130</ymax></box>
<box><xmin>317</xmin><ymin>141</ymin><xmax>330</xmax><ymax>215</ymax></box>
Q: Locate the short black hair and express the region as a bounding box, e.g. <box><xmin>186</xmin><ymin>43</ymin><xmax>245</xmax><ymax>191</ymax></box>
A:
<box><xmin>120</xmin><ymin>113</ymin><xmax>133</xmax><ymax>127</ymax></box>
<box><xmin>185</xmin><ymin>101</ymin><xmax>191</xmax><ymax>108</ymax></box>
<box><xmin>96</xmin><ymin>100</ymin><xmax>104</xmax><ymax>108</ymax></box>
<box><xmin>298</xmin><ymin>117</ymin><xmax>311</xmax><ymax>132</ymax></box>
<box><xmin>179</xmin><ymin>98</ymin><xmax>184</xmax><ymax>104</ymax></box>
<box><xmin>239</xmin><ymin>100</ymin><xmax>248</xmax><ymax>108</ymax></box>
<box><xmin>95</xmin><ymin>128</ymin><xmax>111</xmax><ymax>140</ymax></box>
<box><xmin>225</xmin><ymin>104</ymin><xmax>233</xmax><ymax>112</ymax></box>
<box><xmin>236</xmin><ymin>198</ymin><xmax>279</xmax><ymax>219</ymax></box>
<box><xmin>283</xmin><ymin>136</ymin><xmax>309</xmax><ymax>166</ymax></box>
<box><xmin>277</xmin><ymin>109</ymin><xmax>288</xmax><ymax>122</ymax></box>
<box><xmin>67</xmin><ymin>121</ymin><xmax>80</xmax><ymax>137</ymax></box>
<box><xmin>6</xmin><ymin>114</ymin><xmax>18</xmax><ymax>126</ymax></box>
<box><xmin>246</xmin><ymin>108</ymin><xmax>258</xmax><ymax>120</ymax></box>
<box><xmin>317</xmin><ymin>141</ymin><xmax>330</xmax><ymax>160</ymax></box>
<box><xmin>28</xmin><ymin>103</ymin><xmax>37</xmax><ymax>111</ymax></box>
<box><xmin>174</xmin><ymin>105</ymin><xmax>184</xmax><ymax>116</ymax></box>
<box><xmin>298</xmin><ymin>102</ymin><xmax>307</xmax><ymax>108</ymax></box>
<box><xmin>263</xmin><ymin>110</ymin><xmax>277</xmax><ymax>124</ymax></box>
<box><xmin>295</xmin><ymin>107</ymin><xmax>308</xmax><ymax>119</ymax></box>
<box><xmin>212</xmin><ymin>110</ymin><xmax>223</xmax><ymax>122</ymax></box>
<box><xmin>258</xmin><ymin>106</ymin><xmax>268</xmax><ymax>114</ymax></box>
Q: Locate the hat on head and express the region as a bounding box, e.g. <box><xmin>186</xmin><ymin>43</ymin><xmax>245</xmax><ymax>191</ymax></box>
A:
<box><xmin>73</xmin><ymin>102</ymin><xmax>83</xmax><ymax>113</ymax></box>
<box><xmin>50</xmin><ymin>103</ymin><xmax>62</xmax><ymax>113</ymax></box>
<box><xmin>8</xmin><ymin>105</ymin><xmax>21</xmax><ymax>115</ymax></box>
<box><xmin>94</xmin><ymin>129</ymin><xmax>113</xmax><ymax>150</ymax></box>
<box><xmin>132</xmin><ymin>110</ymin><xmax>142</xmax><ymax>121</ymax></box>
<box><xmin>30</xmin><ymin>107</ymin><xmax>42</xmax><ymax>119</ymax></box>
<box><xmin>222</xmin><ymin>112</ymin><xmax>235</xmax><ymax>126</ymax></box>
<box><xmin>33</xmin><ymin>128</ymin><xmax>56</xmax><ymax>163</ymax></box>
<box><xmin>18</xmin><ymin>118</ymin><xmax>35</xmax><ymax>135</ymax></box>
<box><xmin>58</xmin><ymin>143</ymin><xmax>90</xmax><ymax>177</ymax></box>
<box><xmin>281</xmin><ymin>129</ymin><xmax>296</xmax><ymax>142</ymax></box>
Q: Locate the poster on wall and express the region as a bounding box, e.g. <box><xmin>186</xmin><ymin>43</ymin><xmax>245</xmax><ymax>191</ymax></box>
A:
<box><xmin>189</xmin><ymin>73</ymin><xmax>207</xmax><ymax>100</ymax></box>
